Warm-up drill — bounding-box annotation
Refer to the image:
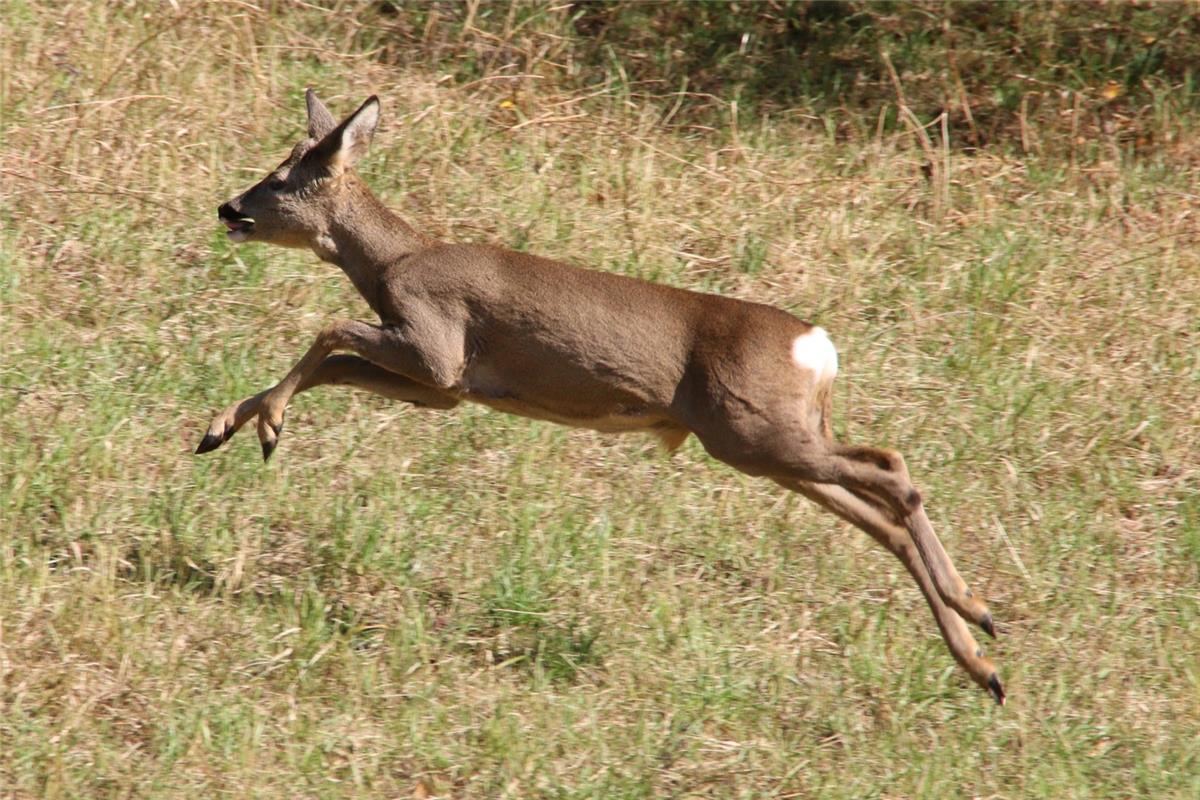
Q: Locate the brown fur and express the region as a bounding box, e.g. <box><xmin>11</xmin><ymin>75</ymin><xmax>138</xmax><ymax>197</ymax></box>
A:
<box><xmin>200</xmin><ymin>90</ymin><xmax>1004</xmax><ymax>703</ymax></box>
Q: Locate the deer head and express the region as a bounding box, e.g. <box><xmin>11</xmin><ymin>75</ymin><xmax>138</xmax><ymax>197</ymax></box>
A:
<box><xmin>217</xmin><ymin>89</ymin><xmax>380</xmax><ymax>250</ymax></box>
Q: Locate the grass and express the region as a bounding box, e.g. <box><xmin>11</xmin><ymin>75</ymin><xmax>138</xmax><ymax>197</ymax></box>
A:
<box><xmin>2</xmin><ymin>2</ymin><xmax>1199</xmax><ymax>798</ymax></box>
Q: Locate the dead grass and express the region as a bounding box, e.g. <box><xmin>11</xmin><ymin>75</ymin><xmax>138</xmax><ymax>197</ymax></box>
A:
<box><xmin>2</xmin><ymin>3</ymin><xmax>1199</xmax><ymax>799</ymax></box>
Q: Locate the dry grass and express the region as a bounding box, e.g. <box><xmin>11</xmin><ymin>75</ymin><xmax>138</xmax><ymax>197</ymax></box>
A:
<box><xmin>2</xmin><ymin>3</ymin><xmax>1198</xmax><ymax>798</ymax></box>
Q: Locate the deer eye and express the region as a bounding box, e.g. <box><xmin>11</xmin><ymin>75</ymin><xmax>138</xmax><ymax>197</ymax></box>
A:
<box><xmin>267</xmin><ymin>178</ymin><xmax>286</xmax><ymax>192</ymax></box>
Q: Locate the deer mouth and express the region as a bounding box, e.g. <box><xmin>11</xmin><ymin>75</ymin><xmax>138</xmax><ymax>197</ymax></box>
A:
<box><xmin>222</xmin><ymin>216</ymin><xmax>255</xmax><ymax>242</ymax></box>
<box><xmin>218</xmin><ymin>202</ymin><xmax>256</xmax><ymax>241</ymax></box>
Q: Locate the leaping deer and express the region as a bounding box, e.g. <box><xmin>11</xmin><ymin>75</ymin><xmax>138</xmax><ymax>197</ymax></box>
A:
<box><xmin>197</xmin><ymin>90</ymin><xmax>1005</xmax><ymax>704</ymax></box>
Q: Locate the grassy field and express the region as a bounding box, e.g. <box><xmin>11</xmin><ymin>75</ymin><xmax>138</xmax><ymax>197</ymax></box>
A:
<box><xmin>2</xmin><ymin>3</ymin><xmax>1198</xmax><ymax>798</ymax></box>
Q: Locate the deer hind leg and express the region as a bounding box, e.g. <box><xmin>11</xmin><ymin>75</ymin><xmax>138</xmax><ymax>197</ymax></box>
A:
<box><xmin>778</xmin><ymin>477</ymin><xmax>1004</xmax><ymax>704</ymax></box>
<box><xmin>695</xmin><ymin>412</ymin><xmax>1000</xmax><ymax>699</ymax></box>
<box><xmin>757</xmin><ymin>438</ymin><xmax>996</xmax><ymax>638</ymax></box>
<box><xmin>691</xmin><ymin>397</ymin><xmax>994</xmax><ymax>639</ymax></box>
<box><xmin>794</xmin><ymin>341</ymin><xmax>995</xmax><ymax>637</ymax></box>
<box><xmin>196</xmin><ymin>354</ymin><xmax>458</xmax><ymax>455</ymax></box>
<box><xmin>817</xmin><ymin>442</ymin><xmax>995</xmax><ymax>638</ymax></box>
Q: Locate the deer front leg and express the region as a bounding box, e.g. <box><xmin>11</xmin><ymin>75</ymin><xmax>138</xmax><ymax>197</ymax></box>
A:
<box><xmin>244</xmin><ymin>319</ymin><xmax>462</xmax><ymax>460</ymax></box>
<box><xmin>196</xmin><ymin>350</ymin><xmax>460</xmax><ymax>457</ymax></box>
<box><xmin>196</xmin><ymin>388</ymin><xmax>270</xmax><ymax>454</ymax></box>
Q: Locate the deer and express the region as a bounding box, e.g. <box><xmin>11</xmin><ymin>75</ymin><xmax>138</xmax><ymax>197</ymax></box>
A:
<box><xmin>196</xmin><ymin>89</ymin><xmax>1005</xmax><ymax>704</ymax></box>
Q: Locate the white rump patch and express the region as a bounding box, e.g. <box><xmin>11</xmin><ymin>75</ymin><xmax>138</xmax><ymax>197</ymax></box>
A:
<box><xmin>791</xmin><ymin>326</ymin><xmax>838</xmax><ymax>385</ymax></box>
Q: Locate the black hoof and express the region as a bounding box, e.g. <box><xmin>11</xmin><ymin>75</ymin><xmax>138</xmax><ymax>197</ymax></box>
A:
<box><xmin>195</xmin><ymin>431</ymin><xmax>224</xmax><ymax>454</ymax></box>
<box><xmin>980</xmin><ymin>612</ymin><xmax>997</xmax><ymax>639</ymax></box>
<box><xmin>261</xmin><ymin>438</ymin><xmax>277</xmax><ymax>462</ymax></box>
<box><xmin>987</xmin><ymin>673</ymin><xmax>1006</xmax><ymax>706</ymax></box>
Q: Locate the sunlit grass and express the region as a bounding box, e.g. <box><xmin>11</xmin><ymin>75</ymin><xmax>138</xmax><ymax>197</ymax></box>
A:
<box><xmin>1</xmin><ymin>4</ymin><xmax>1198</xmax><ymax>798</ymax></box>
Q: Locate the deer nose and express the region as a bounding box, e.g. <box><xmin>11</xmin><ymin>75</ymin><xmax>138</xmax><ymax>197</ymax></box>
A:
<box><xmin>217</xmin><ymin>202</ymin><xmax>242</xmax><ymax>221</ymax></box>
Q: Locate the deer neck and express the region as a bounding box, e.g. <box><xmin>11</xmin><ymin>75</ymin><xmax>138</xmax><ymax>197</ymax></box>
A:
<box><xmin>312</xmin><ymin>176</ymin><xmax>432</xmax><ymax>304</ymax></box>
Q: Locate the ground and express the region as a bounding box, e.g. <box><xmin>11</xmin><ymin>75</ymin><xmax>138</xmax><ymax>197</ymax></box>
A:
<box><xmin>1</xmin><ymin>3</ymin><xmax>1198</xmax><ymax>798</ymax></box>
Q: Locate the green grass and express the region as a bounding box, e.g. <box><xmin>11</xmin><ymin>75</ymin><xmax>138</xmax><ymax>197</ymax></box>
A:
<box><xmin>2</xmin><ymin>3</ymin><xmax>1199</xmax><ymax>798</ymax></box>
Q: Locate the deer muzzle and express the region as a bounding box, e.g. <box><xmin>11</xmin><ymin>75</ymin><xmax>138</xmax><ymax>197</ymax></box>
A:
<box><xmin>217</xmin><ymin>202</ymin><xmax>255</xmax><ymax>242</ymax></box>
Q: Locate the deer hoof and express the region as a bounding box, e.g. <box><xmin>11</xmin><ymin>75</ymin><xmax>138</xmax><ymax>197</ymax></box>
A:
<box><xmin>195</xmin><ymin>431</ymin><xmax>224</xmax><ymax>455</ymax></box>
<box><xmin>980</xmin><ymin>612</ymin><xmax>996</xmax><ymax>639</ymax></box>
<box><xmin>987</xmin><ymin>672</ymin><xmax>1006</xmax><ymax>706</ymax></box>
<box><xmin>261</xmin><ymin>438</ymin><xmax>278</xmax><ymax>462</ymax></box>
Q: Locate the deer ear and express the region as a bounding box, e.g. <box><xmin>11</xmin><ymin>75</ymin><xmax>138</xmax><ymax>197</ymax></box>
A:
<box><xmin>306</xmin><ymin>95</ymin><xmax>380</xmax><ymax>174</ymax></box>
<box><xmin>305</xmin><ymin>88</ymin><xmax>337</xmax><ymax>140</ymax></box>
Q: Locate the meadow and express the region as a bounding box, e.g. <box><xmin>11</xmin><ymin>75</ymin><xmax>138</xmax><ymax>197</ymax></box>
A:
<box><xmin>1</xmin><ymin>3</ymin><xmax>1198</xmax><ymax>798</ymax></box>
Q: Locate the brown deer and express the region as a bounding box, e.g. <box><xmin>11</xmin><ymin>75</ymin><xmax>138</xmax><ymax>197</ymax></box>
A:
<box><xmin>197</xmin><ymin>90</ymin><xmax>1005</xmax><ymax>704</ymax></box>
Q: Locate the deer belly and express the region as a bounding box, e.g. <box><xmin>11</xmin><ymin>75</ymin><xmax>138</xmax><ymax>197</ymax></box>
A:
<box><xmin>457</xmin><ymin>363</ymin><xmax>667</xmax><ymax>433</ymax></box>
<box><xmin>469</xmin><ymin>393</ymin><xmax>666</xmax><ymax>433</ymax></box>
